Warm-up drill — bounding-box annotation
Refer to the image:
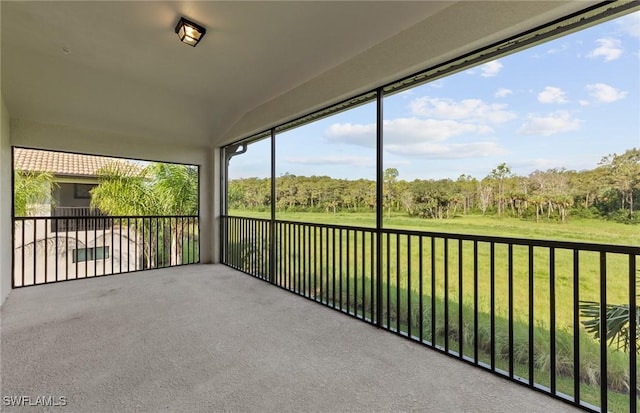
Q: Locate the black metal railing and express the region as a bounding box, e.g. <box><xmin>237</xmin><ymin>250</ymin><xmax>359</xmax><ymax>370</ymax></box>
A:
<box><xmin>13</xmin><ymin>215</ymin><xmax>200</xmax><ymax>287</ymax></box>
<box><xmin>221</xmin><ymin>215</ymin><xmax>638</xmax><ymax>413</ymax></box>
<box><xmin>51</xmin><ymin>207</ymin><xmax>110</xmax><ymax>231</ymax></box>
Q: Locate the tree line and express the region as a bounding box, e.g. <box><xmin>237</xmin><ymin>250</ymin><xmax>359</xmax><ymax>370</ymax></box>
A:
<box><xmin>229</xmin><ymin>148</ymin><xmax>639</xmax><ymax>223</ymax></box>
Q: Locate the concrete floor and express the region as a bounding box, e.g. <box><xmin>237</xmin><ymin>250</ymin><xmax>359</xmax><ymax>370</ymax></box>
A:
<box><xmin>1</xmin><ymin>264</ymin><xmax>580</xmax><ymax>413</ymax></box>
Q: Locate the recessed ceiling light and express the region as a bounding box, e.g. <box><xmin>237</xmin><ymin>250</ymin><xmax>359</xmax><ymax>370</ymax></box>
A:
<box><xmin>175</xmin><ymin>17</ymin><xmax>206</xmax><ymax>47</ymax></box>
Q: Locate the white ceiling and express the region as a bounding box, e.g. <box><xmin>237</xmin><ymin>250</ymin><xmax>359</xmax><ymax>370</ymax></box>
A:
<box><xmin>1</xmin><ymin>1</ymin><xmax>596</xmax><ymax>149</ymax></box>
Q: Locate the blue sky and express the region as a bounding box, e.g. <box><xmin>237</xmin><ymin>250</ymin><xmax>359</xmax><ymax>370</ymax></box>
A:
<box><xmin>229</xmin><ymin>11</ymin><xmax>639</xmax><ymax>181</ymax></box>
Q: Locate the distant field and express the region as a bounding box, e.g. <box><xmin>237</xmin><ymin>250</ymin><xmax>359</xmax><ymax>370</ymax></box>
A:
<box><xmin>229</xmin><ymin>209</ymin><xmax>639</xmax><ymax>246</ymax></box>
<box><xmin>226</xmin><ymin>209</ymin><xmax>638</xmax><ymax>411</ymax></box>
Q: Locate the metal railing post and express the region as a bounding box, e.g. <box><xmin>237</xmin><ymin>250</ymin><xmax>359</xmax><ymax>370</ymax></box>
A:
<box><xmin>375</xmin><ymin>87</ymin><xmax>384</xmax><ymax>327</ymax></box>
<box><xmin>269</xmin><ymin>128</ymin><xmax>277</xmax><ymax>284</ymax></box>
<box><xmin>629</xmin><ymin>254</ymin><xmax>637</xmax><ymax>413</ymax></box>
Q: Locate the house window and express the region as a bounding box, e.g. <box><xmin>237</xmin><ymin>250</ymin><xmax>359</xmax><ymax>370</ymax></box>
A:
<box><xmin>72</xmin><ymin>246</ymin><xmax>110</xmax><ymax>263</ymax></box>
<box><xmin>74</xmin><ymin>184</ymin><xmax>95</xmax><ymax>199</ymax></box>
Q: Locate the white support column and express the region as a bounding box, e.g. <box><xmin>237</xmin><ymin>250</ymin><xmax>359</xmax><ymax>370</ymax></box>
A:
<box><xmin>197</xmin><ymin>147</ymin><xmax>213</xmax><ymax>264</ymax></box>
<box><xmin>0</xmin><ymin>96</ymin><xmax>12</xmax><ymax>305</ymax></box>
<box><xmin>210</xmin><ymin>147</ymin><xmax>221</xmax><ymax>263</ymax></box>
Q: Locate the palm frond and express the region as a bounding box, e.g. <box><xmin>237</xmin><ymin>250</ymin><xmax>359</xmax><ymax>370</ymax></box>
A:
<box><xmin>580</xmin><ymin>300</ymin><xmax>640</xmax><ymax>353</ymax></box>
<box><xmin>14</xmin><ymin>171</ymin><xmax>57</xmax><ymax>216</ymax></box>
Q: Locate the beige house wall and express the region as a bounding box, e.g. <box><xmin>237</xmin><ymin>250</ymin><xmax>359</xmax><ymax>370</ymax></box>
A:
<box><xmin>13</xmin><ymin>220</ymin><xmax>139</xmax><ymax>286</ymax></box>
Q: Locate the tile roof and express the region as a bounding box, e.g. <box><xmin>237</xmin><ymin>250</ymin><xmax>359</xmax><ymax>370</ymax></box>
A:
<box><xmin>13</xmin><ymin>148</ymin><xmax>143</xmax><ymax>177</ymax></box>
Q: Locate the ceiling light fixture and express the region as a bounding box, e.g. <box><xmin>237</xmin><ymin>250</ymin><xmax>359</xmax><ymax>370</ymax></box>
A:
<box><xmin>175</xmin><ymin>17</ymin><xmax>206</xmax><ymax>47</ymax></box>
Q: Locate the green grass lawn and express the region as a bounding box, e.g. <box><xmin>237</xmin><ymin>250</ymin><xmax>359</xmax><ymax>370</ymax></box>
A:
<box><xmin>232</xmin><ymin>209</ymin><xmax>639</xmax><ymax>245</ymax></box>
<box><xmin>227</xmin><ymin>209</ymin><xmax>638</xmax><ymax>412</ymax></box>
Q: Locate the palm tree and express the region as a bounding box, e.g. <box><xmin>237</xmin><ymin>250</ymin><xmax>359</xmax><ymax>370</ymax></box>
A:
<box><xmin>90</xmin><ymin>161</ymin><xmax>198</xmax><ymax>268</ymax></box>
<box><xmin>149</xmin><ymin>163</ymin><xmax>198</xmax><ymax>264</ymax></box>
<box><xmin>383</xmin><ymin>168</ymin><xmax>398</xmax><ymax>218</ymax></box>
<box><xmin>89</xmin><ymin>162</ymin><xmax>156</xmax><ymax>216</ymax></box>
<box><xmin>149</xmin><ymin>163</ymin><xmax>198</xmax><ymax>216</ymax></box>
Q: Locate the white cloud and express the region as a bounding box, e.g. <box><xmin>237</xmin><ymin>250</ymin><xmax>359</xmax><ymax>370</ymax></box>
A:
<box><xmin>385</xmin><ymin>118</ymin><xmax>493</xmax><ymax>143</ymax></box>
<box><xmin>494</xmin><ymin>88</ymin><xmax>513</xmax><ymax>98</ymax></box>
<box><xmin>617</xmin><ymin>11</ymin><xmax>640</xmax><ymax>38</ymax></box>
<box><xmin>587</xmin><ymin>38</ymin><xmax>623</xmax><ymax>62</ymax></box>
<box><xmin>511</xmin><ymin>156</ymin><xmax>600</xmax><ymax>175</ymax></box>
<box><xmin>283</xmin><ymin>155</ymin><xmax>374</xmax><ymax>168</ymax></box>
<box><xmin>327</xmin><ymin>118</ymin><xmax>492</xmax><ymax>148</ymax></box>
<box><xmin>384</xmin><ymin>141</ymin><xmax>506</xmax><ymax>159</ymax></box>
<box><xmin>537</xmin><ymin>86</ymin><xmax>568</xmax><ymax>104</ymax></box>
<box><xmin>327</xmin><ymin>123</ymin><xmax>375</xmax><ymax>135</ymax></box>
<box><xmin>530</xmin><ymin>43</ymin><xmax>570</xmax><ymax>59</ymax></box>
<box><xmin>545</xmin><ymin>43</ymin><xmax>570</xmax><ymax>55</ymax></box>
<box><xmin>513</xmin><ymin>158</ymin><xmax>566</xmax><ymax>171</ymax></box>
<box><xmin>398</xmin><ymin>90</ymin><xmax>415</xmax><ymax>98</ymax></box>
<box><xmin>479</xmin><ymin>60</ymin><xmax>503</xmax><ymax>77</ymax></box>
<box><xmin>517</xmin><ymin>111</ymin><xmax>582</xmax><ymax>136</ymax></box>
<box><xmin>586</xmin><ymin>83</ymin><xmax>628</xmax><ymax>103</ymax></box>
<box><xmin>326</xmin><ymin>117</ymin><xmax>505</xmax><ymax>160</ymax></box>
<box><xmin>409</xmin><ymin>96</ymin><xmax>516</xmax><ymax>124</ymax></box>
<box><xmin>578</xmin><ymin>100</ymin><xmax>590</xmax><ymax>107</ymax></box>
<box><xmin>386</xmin><ymin>160</ymin><xmax>413</xmax><ymax>168</ymax></box>
<box><xmin>326</xmin><ymin>122</ymin><xmax>375</xmax><ymax>147</ymax></box>
<box><xmin>327</xmin><ymin>94</ymin><xmax>516</xmax><ymax>160</ymax></box>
